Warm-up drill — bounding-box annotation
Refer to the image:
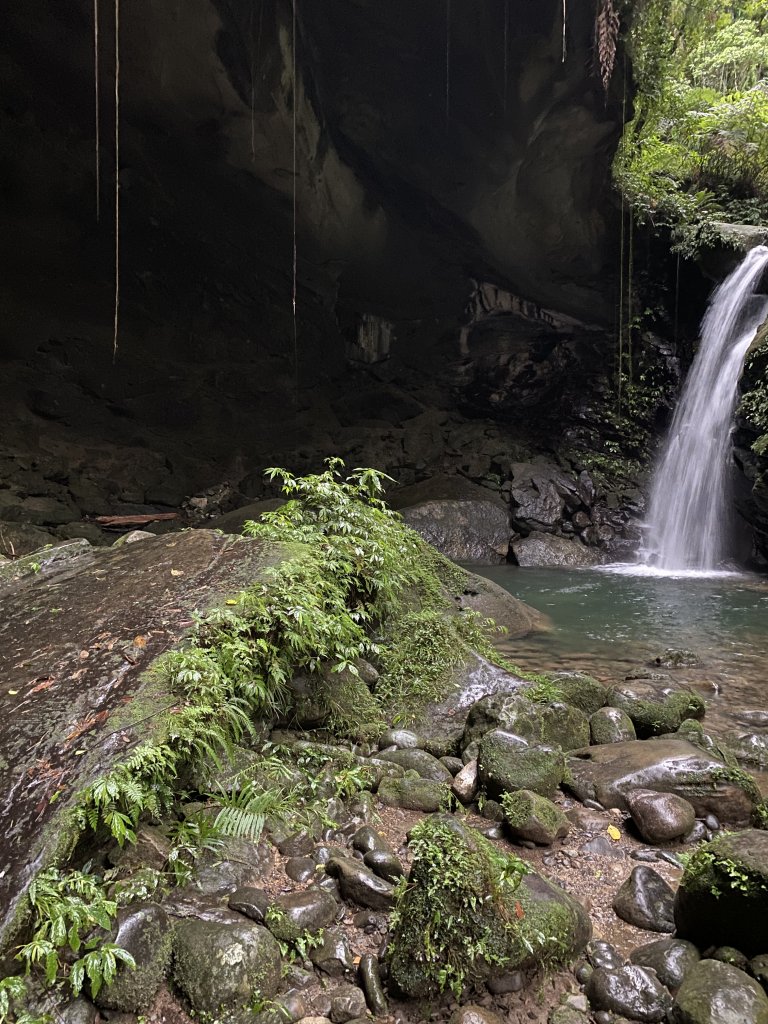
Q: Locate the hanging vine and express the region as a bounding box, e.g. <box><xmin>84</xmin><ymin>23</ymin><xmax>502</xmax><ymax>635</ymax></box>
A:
<box><xmin>94</xmin><ymin>0</ymin><xmax>100</xmax><ymax>222</ymax></box>
<box><xmin>445</xmin><ymin>0</ymin><xmax>451</xmax><ymax>125</ymax></box>
<box><xmin>112</xmin><ymin>0</ymin><xmax>120</xmax><ymax>359</ymax></box>
<box><xmin>291</xmin><ymin>0</ymin><xmax>298</xmax><ymax>395</ymax></box>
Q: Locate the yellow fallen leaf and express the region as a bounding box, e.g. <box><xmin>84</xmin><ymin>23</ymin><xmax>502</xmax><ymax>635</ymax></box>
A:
<box><xmin>170</xmin><ymin>569</ymin><xmax>183</xmax><ymax>577</ymax></box>
<box><xmin>352</xmin><ymin>956</ymin><xmax>361</xmax><ymax>965</ymax></box>
<box><xmin>8</xmin><ymin>689</ymin><xmax>18</xmax><ymax>695</ymax></box>
<box><xmin>607</xmin><ymin>825</ymin><xmax>621</xmax><ymax>841</ymax></box>
<box><xmin>226</xmin><ymin>599</ymin><xmax>238</xmax><ymax>606</ymax></box>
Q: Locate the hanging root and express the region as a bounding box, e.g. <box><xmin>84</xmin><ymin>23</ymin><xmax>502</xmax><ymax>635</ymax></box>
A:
<box><xmin>113</xmin><ymin>0</ymin><xmax>120</xmax><ymax>359</ymax></box>
<box><xmin>94</xmin><ymin>0</ymin><xmax>100</xmax><ymax>221</ymax></box>
<box><xmin>595</xmin><ymin>0</ymin><xmax>620</xmax><ymax>91</ymax></box>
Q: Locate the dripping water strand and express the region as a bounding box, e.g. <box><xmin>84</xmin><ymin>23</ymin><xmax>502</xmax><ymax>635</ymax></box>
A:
<box><xmin>562</xmin><ymin>0</ymin><xmax>567</xmax><ymax>62</ymax></box>
<box><xmin>94</xmin><ymin>0</ymin><xmax>100</xmax><ymax>222</ymax></box>
<box><xmin>445</xmin><ymin>0</ymin><xmax>451</xmax><ymax>126</ymax></box>
<box><xmin>113</xmin><ymin>0</ymin><xmax>120</xmax><ymax>360</ymax></box>
<box><xmin>503</xmin><ymin>0</ymin><xmax>509</xmax><ymax>115</ymax></box>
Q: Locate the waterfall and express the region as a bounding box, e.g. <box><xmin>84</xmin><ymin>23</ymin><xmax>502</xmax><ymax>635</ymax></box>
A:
<box><xmin>644</xmin><ymin>245</ymin><xmax>768</xmax><ymax>572</ymax></box>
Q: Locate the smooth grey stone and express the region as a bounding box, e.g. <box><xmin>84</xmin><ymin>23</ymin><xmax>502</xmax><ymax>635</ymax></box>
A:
<box><xmin>363</xmin><ymin>849</ymin><xmax>404</xmax><ymax>882</ymax></box>
<box><xmin>378</xmin><ymin>728</ymin><xmax>423</xmax><ymax>749</ymax></box>
<box><xmin>286</xmin><ymin>857</ymin><xmax>316</xmax><ymax>882</ymax></box>
<box><xmin>358</xmin><ymin>954</ymin><xmax>388</xmax><ymax>1015</ymax></box>
<box><xmin>277</xmin><ymin>831</ymin><xmax>315</xmax><ymax>857</ymax></box>
<box><xmin>309</xmin><ymin>927</ymin><xmax>355</xmax><ymax>977</ymax></box>
<box><xmin>590</xmin><ymin>706</ymin><xmax>636</xmax><ymax>745</ymax></box>
<box><xmin>448</xmin><ymin>1005</ymin><xmax>505</xmax><ymax>1024</ymax></box>
<box><xmin>326</xmin><ymin>857</ymin><xmax>395</xmax><ymax>910</ymax></box>
<box><xmin>441</xmin><ymin>756</ymin><xmax>464</xmax><ymax>775</ymax></box>
<box><xmin>588</xmin><ymin>940</ymin><xmax>624</xmax><ymax>971</ymax></box>
<box><xmin>630</xmin><ymin>938</ymin><xmax>700</xmax><ymax>991</ymax></box>
<box><xmin>351</xmin><ymin>825</ymin><xmax>395</xmax><ymax>857</ymax></box>
<box><xmin>266</xmin><ymin>889</ymin><xmax>338</xmax><ymax>941</ymax></box>
<box><xmin>586</xmin><ymin>965</ymin><xmax>672</xmax><ymax>1022</ymax></box>
<box><xmin>228</xmin><ymin>886</ymin><xmax>269</xmax><ymax>923</ymax></box>
<box><xmin>94</xmin><ymin>904</ymin><xmax>172</xmax><ymax>1012</ymax></box>
<box><xmin>329</xmin><ymin>984</ymin><xmax>367</xmax><ymax>1023</ymax></box>
<box><xmin>626</xmin><ymin>789</ymin><xmax>696</xmax><ymax>844</ymax></box>
<box><xmin>613</xmin><ymin>866</ymin><xmax>675</xmax><ymax>933</ymax></box>
<box><xmin>173</xmin><ymin>919</ymin><xmax>281</xmax><ymax>1014</ymax></box>
<box><xmin>373</xmin><ymin>747</ymin><xmax>453</xmax><ymax>781</ymax></box>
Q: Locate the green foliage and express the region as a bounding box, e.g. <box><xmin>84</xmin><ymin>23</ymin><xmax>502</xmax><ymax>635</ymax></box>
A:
<box><xmin>388</xmin><ymin>818</ymin><xmax>531</xmax><ymax>998</ymax></box>
<box><xmin>616</xmin><ymin>0</ymin><xmax>768</xmax><ymax>237</ymax></box>
<box><xmin>0</xmin><ymin>977</ymin><xmax>48</xmax><ymax>1024</ymax></box>
<box><xmin>14</xmin><ymin>868</ymin><xmax>135</xmax><ymax>998</ymax></box>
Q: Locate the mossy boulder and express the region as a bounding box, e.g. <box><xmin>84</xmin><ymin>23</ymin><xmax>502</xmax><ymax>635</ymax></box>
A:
<box><xmin>265</xmin><ymin>890</ymin><xmax>337</xmax><ymax>942</ymax></box>
<box><xmin>478</xmin><ymin>731</ymin><xmax>566</xmax><ymax>800</ymax></box>
<box><xmin>669</xmin><ymin>958</ymin><xmax>768</xmax><ymax>1023</ymax></box>
<box><xmin>590</xmin><ymin>707</ymin><xmax>636</xmax><ymax>745</ymax></box>
<box><xmin>378</xmin><ymin>772</ymin><xmax>449</xmax><ymax>812</ymax></box>
<box><xmin>94</xmin><ymin>904</ymin><xmax>174</xmax><ymax>1013</ymax></box>
<box><xmin>674</xmin><ymin>830</ymin><xmax>768</xmax><ymax>957</ymax></box>
<box><xmin>173</xmin><ymin>919</ymin><xmax>282</xmax><ymax>1015</ymax></box>
<box><xmin>607</xmin><ymin>683</ymin><xmax>705</xmax><ymax>738</ymax></box>
<box><xmin>464</xmin><ymin>692</ymin><xmax>589</xmax><ymax>751</ymax></box>
<box><xmin>531</xmin><ymin>673</ymin><xmax>609</xmax><ymax>715</ymax></box>
<box><xmin>387</xmin><ymin>814</ymin><xmax>590</xmax><ymax>998</ymax></box>
<box><xmin>501</xmin><ymin>790</ymin><xmax>570</xmax><ymax>845</ymax></box>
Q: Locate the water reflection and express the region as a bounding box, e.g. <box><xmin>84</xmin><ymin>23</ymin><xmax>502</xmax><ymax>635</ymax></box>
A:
<box><xmin>472</xmin><ymin>564</ymin><xmax>768</xmax><ymax>734</ymax></box>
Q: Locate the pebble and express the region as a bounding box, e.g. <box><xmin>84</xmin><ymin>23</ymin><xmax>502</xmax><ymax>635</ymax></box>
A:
<box><xmin>630</xmin><ymin>848</ymin><xmax>658</xmax><ymax>863</ymax></box>
<box><xmin>363</xmin><ymin>849</ymin><xmax>405</xmax><ymax>882</ymax></box>
<box><xmin>487</xmin><ymin>970</ymin><xmax>524</xmax><ymax>994</ymax></box>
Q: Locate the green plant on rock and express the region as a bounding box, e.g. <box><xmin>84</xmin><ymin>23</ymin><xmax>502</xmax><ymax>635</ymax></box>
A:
<box><xmin>0</xmin><ymin>977</ymin><xmax>48</xmax><ymax>1024</ymax></box>
<box><xmin>14</xmin><ymin>868</ymin><xmax>135</xmax><ymax>998</ymax></box>
<box><xmin>388</xmin><ymin>817</ymin><xmax>532</xmax><ymax>998</ymax></box>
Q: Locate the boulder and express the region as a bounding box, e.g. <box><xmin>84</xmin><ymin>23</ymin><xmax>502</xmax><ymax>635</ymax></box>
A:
<box><xmin>670</xmin><ymin>958</ymin><xmax>768</xmax><ymax>1023</ymax></box>
<box><xmin>566</xmin><ymin>740</ymin><xmax>760</xmax><ymax>827</ymax></box>
<box><xmin>463</xmin><ymin>692</ymin><xmax>590</xmax><ymax>750</ymax></box>
<box><xmin>377</xmin><ymin>773</ymin><xmax>449</xmax><ymax>813</ymax></box>
<box><xmin>502</xmin><ymin>789</ymin><xmax>570</xmax><ymax>845</ymax></box>
<box><xmin>542</xmin><ymin>672</ymin><xmax>608</xmax><ymax>715</ymax></box>
<box><xmin>373</xmin><ymin>748</ymin><xmax>452</xmax><ymax>782</ymax></box>
<box><xmin>387</xmin><ymin>814</ymin><xmax>589</xmax><ymax>998</ymax></box>
<box><xmin>590</xmin><ymin>705</ymin><xmax>636</xmax><ymax>744</ymax></box>
<box><xmin>674</xmin><ymin>830</ymin><xmax>768</xmax><ymax>957</ymax></box>
<box><xmin>606</xmin><ymin>682</ymin><xmax>705</xmax><ymax>737</ymax></box>
<box><xmin>400</xmin><ymin>499</ymin><xmax>510</xmax><ymax>564</ymax></box>
<box><xmin>94</xmin><ymin>904</ymin><xmax>174</xmax><ymax>1012</ymax></box>
<box><xmin>629</xmin><ymin>938</ymin><xmax>700</xmax><ymax>992</ymax></box>
<box><xmin>173</xmin><ymin>919</ymin><xmax>282</xmax><ymax>1015</ymax></box>
<box><xmin>266</xmin><ymin>890</ymin><xmax>338</xmax><ymax>942</ymax></box>
<box><xmin>511</xmin><ymin>532</ymin><xmax>605</xmax><ymax>567</ymax></box>
<box><xmin>613</xmin><ymin>866</ymin><xmax>676</xmax><ymax>933</ymax></box>
<box><xmin>478</xmin><ymin>732</ymin><xmax>566</xmax><ymax>799</ymax></box>
<box><xmin>455</xmin><ymin>570</ymin><xmax>549</xmax><ymax>639</ymax></box>
<box><xmin>626</xmin><ymin>789</ymin><xmax>696</xmax><ymax>844</ymax></box>
<box><xmin>586</xmin><ymin>965</ymin><xmax>672</xmax><ymax>1023</ymax></box>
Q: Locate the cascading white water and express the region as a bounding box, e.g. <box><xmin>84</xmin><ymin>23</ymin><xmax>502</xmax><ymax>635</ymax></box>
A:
<box><xmin>644</xmin><ymin>245</ymin><xmax>768</xmax><ymax>572</ymax></box>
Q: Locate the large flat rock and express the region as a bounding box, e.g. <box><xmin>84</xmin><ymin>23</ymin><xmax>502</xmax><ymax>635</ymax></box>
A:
<box><xmin>0</xmin><ymin>531</ymin><xmax>284</xmax><ymax>952</ymax></box>
<box><xmin>566</xmin><ymin>739</ymin><xmax>759</xmax><ymax>827</ymax></box>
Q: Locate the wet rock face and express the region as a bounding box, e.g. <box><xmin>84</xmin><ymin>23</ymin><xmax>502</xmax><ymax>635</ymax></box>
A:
<box><xmin>612</xmin><ymin>866</ymin><xmax>676</xmax><ymax>933</ymax></box>
<box><xmin>566</xmin><ymin>739</ymin><xmax>759</xmax><ymax>826</ymax></box>
<box><xmin>586</xmin><ymin>964</ymin><xmax>672</xmax><ymax>1023</ymax></box>
<box><xmin>400</xmin><ymin>500</ymin><xmax>510</xmax><ymax>565</ymax></box>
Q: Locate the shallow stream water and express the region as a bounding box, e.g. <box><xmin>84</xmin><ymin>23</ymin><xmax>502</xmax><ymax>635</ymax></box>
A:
<box><xmin>473</xmin><ymin>564</ymin><xmax>768</xmax><ymax>737</ymax></box>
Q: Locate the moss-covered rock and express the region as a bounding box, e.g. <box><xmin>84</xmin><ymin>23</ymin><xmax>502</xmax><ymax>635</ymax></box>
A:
<box><xmin>501</xmin><ymin>789</ymin><xmax>570</xmax><ymax>845</ymax></box>
<box><xmin>670</xmin><ymin>958</ymin><xmax>768</xmax><ymax>1024</ymax></box>
<box><xmin>378</xmin><ymin>772</ymin><xmax>449</xmax><ymax>812</ymax></box>
<box><xmin>478</xmin><ymin>731</ymin><xmax>566</xmax><ymax>800</ymax></box>
<box><xmin>590</xmin><ymin>706</ymin><xmax>636</xmax><ymax>744</ymax></box>
<box><xmin>674</xmin><ymin>830</ymin><xmax>768</xmax><ymax>957</ymax></box>
<box><xmin>464</xmin><ymin>692</ymin><xmax>589</xmax><ymax>751</ymax></box>
<box><xmin>387</xmin><ymin>814</ymin><xmax>589</xmax><ymax>999</ymax></box>
<box><xmin>173</xmin><ymin>919</ymin><xmax>282</xmax><ymax>1015</ymax></box>
<box><xmin>94</xmin><ymin>904</ymin><xmax>174</xmax><ymax>1013</ymax></box>
<box><xmin>533</xmin><ymin>673</ymin><xmax>609</xmax><ymax>715</ymax></box>
<box><xmin>606</xmin><ymin>683</ymin><xmax>705</xmax><ymax>738</ymax></box>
